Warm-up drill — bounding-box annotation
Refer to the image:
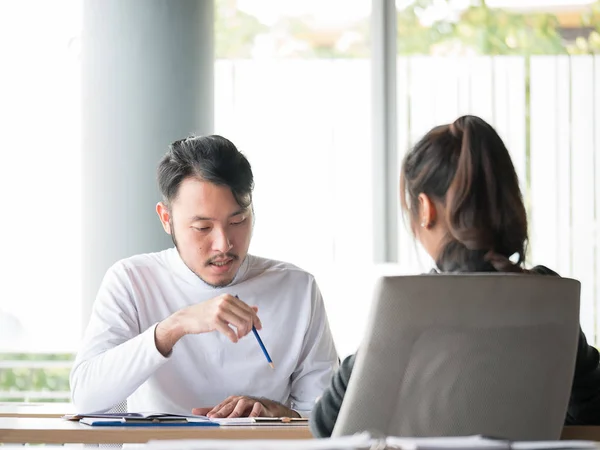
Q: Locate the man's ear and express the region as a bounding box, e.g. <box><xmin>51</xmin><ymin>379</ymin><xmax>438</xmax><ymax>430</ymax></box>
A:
<box><xmin>156</xmin><ymin>202</ymin><xmax>172</xmax><ymax>234</ymax></box>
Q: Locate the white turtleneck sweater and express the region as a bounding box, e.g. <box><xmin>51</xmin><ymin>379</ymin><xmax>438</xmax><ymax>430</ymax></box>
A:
<box><xmin>70</xmin><ymin>248</ymin><xmax>339</xmax><ymax>416</ymax></box>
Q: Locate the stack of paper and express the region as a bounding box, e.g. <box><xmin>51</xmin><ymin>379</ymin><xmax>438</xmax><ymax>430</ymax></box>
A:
<box><xmin>145</xmin><ymin>432</ymin><xmax>374</xmax><ymax>450</ymax></box>
<box><xmin>385</xmin><ymin>435</ymin><xmax>599</xmax><ymax>450</ymax></box>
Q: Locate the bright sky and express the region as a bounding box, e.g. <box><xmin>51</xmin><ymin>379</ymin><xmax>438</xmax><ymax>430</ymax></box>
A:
<box><xmin>237</xmin><ymin>0</ymin><xmax>370</xmax><ymax>26</ymax></box>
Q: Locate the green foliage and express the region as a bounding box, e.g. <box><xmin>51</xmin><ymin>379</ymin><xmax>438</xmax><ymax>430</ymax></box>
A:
<box><xmin>215</xmin><ymin>0</ymin><xmax>368</xmax><ymax>58</ymax></box>
<box><xmin>453</xmin><ymin>4</ymin><xmax>564</xmax><ymax>55</ymax></box>
<box><xmin>397</xmin><ymin>4</ymin><xmax>446</xmax><ymax>54</ymax></box>
<box><xmin>215</xmin><ymin>0</ymin><xmax>600</xmax><ymax>58</ymax></box>
<box><xmin>0</xmin><ymin>353</ymin><xmax>73</xmax><ymax>361</ymax></box>
<box><xmin>215</xmin><ymin>0</ymin><xmax>268</xmax><ymax>58</ymax></box>
<box><xmin>0</xmin><ymin>353</ymin><xmax>73</xmax><ymax>402</ymax></box>
<box><xmin>568</xmin><ymin>0</ymin><xmax>600</xmax><ymax>53</ymax></box>
<box><xmin>397</xmin><ymin>0</ymin><xmax>582</xmax><ymax>55</ymax></box>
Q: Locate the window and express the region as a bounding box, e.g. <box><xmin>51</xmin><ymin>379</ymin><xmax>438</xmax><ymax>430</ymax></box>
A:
<box><xmin>0</xmin><ymin>0</ymin><xmax>81</xmax><ymax>400</ymax></box>
<box><xmin>214</xmin><ymin>0</ymin><xmax>373</xmax><ymax>356</ymax></box>
<box><xmin>4</xmin><ymin>0</ymin><xmax>596</xmax><ymax>404</ymax></box>
<box><xmin>394</xmin><ymin>0</ymin><xmax>600</xmax><ymax>343</ymax></box>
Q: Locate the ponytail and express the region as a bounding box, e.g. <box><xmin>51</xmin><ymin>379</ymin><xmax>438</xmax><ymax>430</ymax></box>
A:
<box><xmin>400</xmin><ymin>115</ymin><xmax>528</xmax><ymax>273</ymax></box>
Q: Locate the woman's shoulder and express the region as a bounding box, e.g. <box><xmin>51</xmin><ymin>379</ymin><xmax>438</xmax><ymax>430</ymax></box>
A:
<box><xmin>529</xmin><ymin>265</ymin><xmax>560</xmax><ymax>276</ymax></box>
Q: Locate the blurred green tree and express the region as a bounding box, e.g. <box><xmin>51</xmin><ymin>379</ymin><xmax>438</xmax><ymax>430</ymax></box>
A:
<box><xmin>214</xmin><ymin>0</ymin><xmax>600</xmax><ymax>58</ymax></box>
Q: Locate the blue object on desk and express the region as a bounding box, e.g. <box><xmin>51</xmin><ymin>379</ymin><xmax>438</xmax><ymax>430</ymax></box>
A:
<box><xmin>80</xmin><ymin>417</ymin><xmax>220</xmax><ymax>427</ymax></box>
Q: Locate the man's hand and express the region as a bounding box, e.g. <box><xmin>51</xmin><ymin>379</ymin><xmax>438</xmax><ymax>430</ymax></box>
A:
<box><xmin>191</xmin><ymin>396</ymin><xmax>301</xmax><ymax>419</ymax></box>
<box><xmin>154</xmin><ymin>294</ymin><xmax>262</xmax><ymax>356</ymax></box>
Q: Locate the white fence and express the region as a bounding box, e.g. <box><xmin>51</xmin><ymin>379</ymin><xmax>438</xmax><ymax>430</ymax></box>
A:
<box><xmin>215</xmin><ymin>56</ymin><xmax>600</xmax><ymax>354</ymax></box>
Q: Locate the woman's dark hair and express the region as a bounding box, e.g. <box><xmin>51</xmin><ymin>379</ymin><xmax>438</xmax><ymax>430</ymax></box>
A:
<box><xmin>400</xmin><ymin>115</ymin><xmax>528</xmax><ymax>273</ymax></box>
<box><xmin>157</xmin><ymin>135</ymin><xmax>254</xmax><ymax>209</ymax></box>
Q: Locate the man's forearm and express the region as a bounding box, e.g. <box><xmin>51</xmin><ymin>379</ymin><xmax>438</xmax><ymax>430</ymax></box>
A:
<box><xmin>155</xmin><ymin>315</ymin><xmax>186</xmax><ymax>356</ymax></box>
<box><xmin>70</xmin><ymin>325</ymin><xmax>169</xmax><ymax>413</ymax></box>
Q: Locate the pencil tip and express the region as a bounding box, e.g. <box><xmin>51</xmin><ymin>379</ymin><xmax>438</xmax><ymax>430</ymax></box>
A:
<box><xmin>269</xmin><ymin>362</ymin><xmax>275</xmax><ymax>369</ymax></box>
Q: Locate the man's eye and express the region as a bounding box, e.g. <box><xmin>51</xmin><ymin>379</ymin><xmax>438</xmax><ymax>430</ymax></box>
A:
<box><xmin>194</xmin><ymin>227</ymin><xmax>210</xmax><ymax>232</ymax></box>
<box><xmin>231</xmin><ymin>217</ymin><xmax>246</xmax><ymax>226</ymax></box>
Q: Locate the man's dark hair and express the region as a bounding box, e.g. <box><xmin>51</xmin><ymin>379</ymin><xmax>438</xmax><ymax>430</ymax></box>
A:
<box><xmin>157</xmin><ymin>135</ymin><xmax>254</xmax><ymax>209</ymax></box>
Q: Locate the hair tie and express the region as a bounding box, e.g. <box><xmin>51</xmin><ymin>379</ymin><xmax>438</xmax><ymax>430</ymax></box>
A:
<box><xmin>484</xmin><ymin>250</ymin><xmax>522</xmax><ymax>273</ymax></box>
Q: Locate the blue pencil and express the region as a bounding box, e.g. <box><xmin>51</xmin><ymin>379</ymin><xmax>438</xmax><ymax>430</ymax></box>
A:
<box><xmin>252</xmin><ymin>326</ymin><xmax>275</xmax><ymax>369</ymax></box>
<box><xmin>235</xmin><ymin>295</ymin><xmax>274</xmax><ymax>369</ymax></box>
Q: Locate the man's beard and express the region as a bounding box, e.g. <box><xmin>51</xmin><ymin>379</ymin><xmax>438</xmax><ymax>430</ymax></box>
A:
<box><xmin>170</xmin><ymin>219</ymin><xmax>239</xmax><ymax>288</ymax></box>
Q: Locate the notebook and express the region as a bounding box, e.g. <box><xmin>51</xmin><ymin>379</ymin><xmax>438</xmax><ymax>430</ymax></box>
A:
<box><xmin>64</xmin><ymin>412</ymin><xmax>310</xmax><ymax>427</ymax></box>
<box><xmin>64</xmin><ymin>412</ymin><xmax>219</xmax><ymax>427</ymax></box>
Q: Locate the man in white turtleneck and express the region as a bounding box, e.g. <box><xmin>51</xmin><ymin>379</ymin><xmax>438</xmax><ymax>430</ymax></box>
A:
<box><xmin>70</xmin><ymin>135</ymin><xmax>338</xmax><ymax>418</ymax></box>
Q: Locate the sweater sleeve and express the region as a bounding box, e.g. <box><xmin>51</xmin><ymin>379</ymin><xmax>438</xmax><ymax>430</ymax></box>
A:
<box><xmin>288</xmin><ymin>277</ymin><xmax>339</xmax><ymax>416</ymax></box>
<box><xmin>69</xmin><ymin>262</ymin><xmax>169</xmax><ymax>413</ymax></box>
<box><xmin>565</xmin><ymin>326</ymin><xmax>600</xmax><ymax>424</ymax></box>
<box><xmin>531</xmin><ymin>265</ymin><xmax>600</xmax><ymax>425</ymax></box>
<box><xmin>309</xmin><ymin>353</ymin><xmax>355</xmax><ymax>438</ymax></box>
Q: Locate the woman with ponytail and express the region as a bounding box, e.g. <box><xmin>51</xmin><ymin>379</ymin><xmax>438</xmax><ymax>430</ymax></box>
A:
<box><xmin>310</xmin><ymin>115</ymin><xmax>600</xmax><ymax>437</ymax></box>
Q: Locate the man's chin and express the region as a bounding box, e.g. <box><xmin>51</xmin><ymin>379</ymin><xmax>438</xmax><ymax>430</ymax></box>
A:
<box><xmin>199</xmin><ymin>268</ymin><xmax>237</xmax><ymax>288</ymax></box>
<box><xmin>204</xmin><ymin>276</ymin><xmax>235</xmax><ymax>288</ymax></box>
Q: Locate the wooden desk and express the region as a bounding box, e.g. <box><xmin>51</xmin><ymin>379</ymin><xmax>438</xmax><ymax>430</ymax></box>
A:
<box><xmin>0</xmin><ymin>419</ymin><xmax>595</xmax><ymax>445</ymax></box>
<box><xmin>0</xmin><ymin>402</ymin><xmax>74</xmax><ymax>418</ymax></box>
<box><xmin>561</xmin><ymin>426</ymin><xmax>600</xmax><ymax>441</ymax></box>
<box><xmin>0</xmin><ymin>417</ymin><xmax>312</xmax><ymax>444</ymax></box>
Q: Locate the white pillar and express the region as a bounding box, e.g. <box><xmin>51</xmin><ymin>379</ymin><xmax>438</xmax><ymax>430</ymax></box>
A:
<box><xmin>81</xmin><ymin>0</ymin><xmax>214</xmax><ymax>326</ymax></box>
